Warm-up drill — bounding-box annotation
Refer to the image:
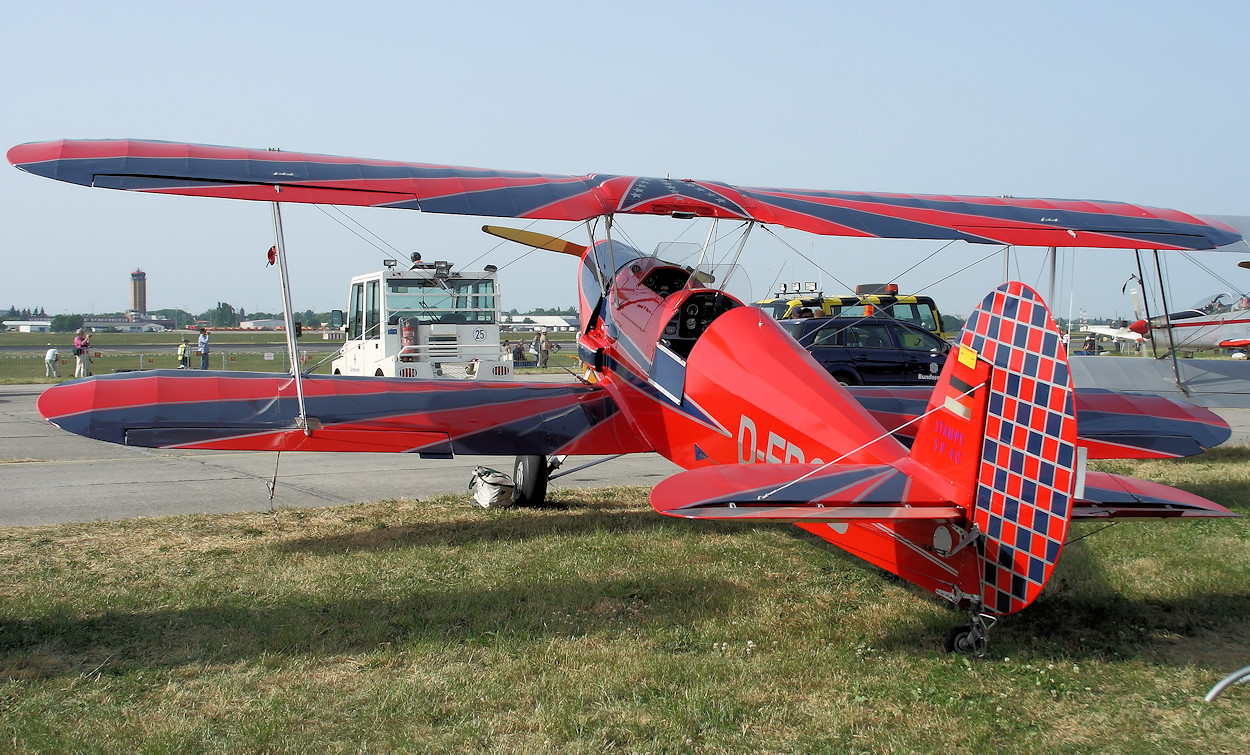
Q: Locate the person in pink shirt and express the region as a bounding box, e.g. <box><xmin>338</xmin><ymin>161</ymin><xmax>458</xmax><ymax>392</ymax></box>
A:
<box><xmin>73</xmin><ymin>329</ymin><xmax>91</xmax><ymax>378</ymax></box>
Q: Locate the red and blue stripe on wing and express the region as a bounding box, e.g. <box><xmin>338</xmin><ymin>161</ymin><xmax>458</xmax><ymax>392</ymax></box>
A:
<box><xmin>9</xmin><ymin>139</ymin><xmax>1240</xmax><ymax>250</ymax></box>
<box><xmin>36</xmin><ymin>371</ymin><xmax>652</xmax><ymax>456</ymax></box>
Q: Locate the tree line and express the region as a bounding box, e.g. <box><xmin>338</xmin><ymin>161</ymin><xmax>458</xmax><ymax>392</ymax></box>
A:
<box><xmin>28</xmin><ymin>303</ymin><xmax>334</xmax><ymax>333</ymax></box>
<box><xmin>5</xmin><ymin>306</ymin><xmax>49</xmax><ymax>320</ymax></box>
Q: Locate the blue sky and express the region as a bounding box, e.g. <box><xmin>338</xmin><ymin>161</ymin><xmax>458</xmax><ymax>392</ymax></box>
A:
<box><xmin>3</xmin><ymin>1</ymin><xmax>1247</xmax><ymax>321</ymax></box>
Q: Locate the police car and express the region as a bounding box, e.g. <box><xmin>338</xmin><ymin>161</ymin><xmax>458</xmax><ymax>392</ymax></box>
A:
<box><xmin>780</xmin><ymin>315</ymin><xmax>951</xmax><ymax>386</ymax></box>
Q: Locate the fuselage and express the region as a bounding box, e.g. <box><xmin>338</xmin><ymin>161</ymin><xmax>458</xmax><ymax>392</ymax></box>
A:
<box><xmin>1129</xmin><ymin>292</ymin><xmax>1250</xmax><ymax>350</ymax></box>
<box><xmin>575</xmin><ymin>242</ymin><xmax>911</xmax><ymax>473</ymax></box>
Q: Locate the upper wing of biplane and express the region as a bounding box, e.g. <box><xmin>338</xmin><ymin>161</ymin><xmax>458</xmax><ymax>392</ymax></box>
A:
<box><xmin>7</xmin><ymin>139</ymin><xmax>1240</xmax><ymax>250</ymax></box>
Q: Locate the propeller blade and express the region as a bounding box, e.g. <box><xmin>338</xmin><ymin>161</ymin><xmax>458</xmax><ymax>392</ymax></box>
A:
<box><xmin>481</xmin><ymin>225</ymin><xmax>587</xmax><ymax>256</ymax></box>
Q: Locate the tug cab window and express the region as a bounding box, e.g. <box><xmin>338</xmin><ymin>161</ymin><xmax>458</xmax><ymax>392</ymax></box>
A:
<box><xmin>348</xmin><ymin>282</ymin><xmax>364</xmax><ymax>340</ymax></box>
<box><xmin>364</xmin><ymin>280</ymin><xmax>380</xmax><ymax>339</ymax></box>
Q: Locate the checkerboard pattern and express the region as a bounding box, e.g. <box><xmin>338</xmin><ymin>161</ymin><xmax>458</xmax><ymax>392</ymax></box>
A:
<box><xmin>962</xmin><ymin>283</ymin><xmax>1078</xmax><ymax>616</ymax></box>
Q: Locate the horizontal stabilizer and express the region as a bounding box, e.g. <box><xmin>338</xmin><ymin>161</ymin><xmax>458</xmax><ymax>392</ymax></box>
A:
<box><xmin>1075</xmin><ymin>471</ymin><xmax>1237</xmax><ymax>519</ymax></box>
<box><xmin>649</xmin><ymin>463</ymin><xmax>961</xmax><ymax>522</ymax></box>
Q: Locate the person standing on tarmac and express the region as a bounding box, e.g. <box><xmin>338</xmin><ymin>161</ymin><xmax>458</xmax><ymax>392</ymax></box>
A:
<box><xmin>44</xmin><ymin>344</ymin><xmax>59</xmax><ymax>377</ymax></box>
<box><xmin>73</xmin><ymin>329</ymin><xmax>91</xmax><ymax>378</ymax></box>
<box><xmin>197</xmin><ymin>327</ymin><xmax>210</xmax><ymax>370</ymax></box>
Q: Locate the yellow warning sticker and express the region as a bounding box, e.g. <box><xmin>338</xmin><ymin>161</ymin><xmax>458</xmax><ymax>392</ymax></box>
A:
<box><xmin>958</xmin><ymin>345</ymin><xmax>978</xmax><ymax>370</ymax></box>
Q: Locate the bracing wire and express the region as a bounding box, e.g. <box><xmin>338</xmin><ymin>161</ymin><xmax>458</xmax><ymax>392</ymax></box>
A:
<box><xmin>757</xmin><ymin>378</ymin><xmax>986</xmax><ymax>501</ymax></box>
<box><xmin>912</xmin><ymin>246</ymin><xmax>1008</xmax><ymax>296</ymax></box>
<box><xmin>315</xmin><ymin>205</ymin><xmax>406</xmax><ymax>259</ymax></box>
<box><xmin>758</xmin><ymin>225</ymin><xmax>855</xmax><ymax>294</ymax></box>
<box><xmin>465</xmin><ymin>218</ymin><xmax>585</xmax><ymax>273</ymax></box>
<box><xmin>1065</xmin><ymin>521</ymin><xmax>1117</xmax><ymax>545</ymax></box>
<box><xmin>1179</xmin><ymin>251</ymin><xmax>1249</xmax><ymax>297</ymax></box>
<box><xmin>315</xmin><ymin>203</ymin><xmax>585</xmax><ymax>279</ymax></box>
<box><xmin>887</xmin><ymin>239</ymin><xmax>961</xmax><ymax>288</ymax></box>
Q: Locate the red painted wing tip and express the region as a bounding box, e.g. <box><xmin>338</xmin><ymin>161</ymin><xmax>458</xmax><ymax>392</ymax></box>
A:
<box><xmin>7</xmin><ymin>140</ymin><xmax>58</xmax><ymax>168</ymax></box>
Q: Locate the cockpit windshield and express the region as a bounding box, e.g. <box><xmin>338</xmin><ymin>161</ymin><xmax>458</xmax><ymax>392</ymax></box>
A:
<box><xmin>579</xmin><ymin>228</ymin><xmax>756</xmax><ymax>306</ymax></box>
<box><xmin>1186</xmin><ymin>292</ymin><xmax>1249</xmax><ymax>315</ymax></box>
<box><xmin>581</xmin><ymin>239</ymin><xmax>646</xmax><ymax>303</ymax></box>
<box><xmin>387</xmin><ymin>278</ymin><xmax>496</xmax><ymax>324</ymax></box>
<box><xmin>650</xmin><ymin>242</ymin><xmax>753</xmax><ymax>304</ymax></box>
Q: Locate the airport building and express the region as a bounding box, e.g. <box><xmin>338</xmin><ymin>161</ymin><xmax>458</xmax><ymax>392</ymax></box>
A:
<box><xmin>1</xmin><ymin>320</ymin><xmax>52</xmax><ymax>332</ymax></box>
<box><xmin>85</xmin><ymin>268</ymin><xmax>175</xmax><ymax>332</ymax></box>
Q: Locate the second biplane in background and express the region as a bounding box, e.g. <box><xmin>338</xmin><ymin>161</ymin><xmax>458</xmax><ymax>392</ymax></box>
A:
<box><xmin>1128</xmin><ymin>291</ymin><xmax>1250</xmax><ymax>354</ymax></box>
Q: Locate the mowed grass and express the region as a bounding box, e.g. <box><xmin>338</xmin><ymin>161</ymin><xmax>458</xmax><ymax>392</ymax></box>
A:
<box><xmin>0</xmin><ymin>352</ymin><xmax>336</xmax><ymax>383</ymax></box>
<box><xmin>2</xmin><ymin>453</ymin><xmax>1249</xmax><ymax>753</ymax></box>
<box><xmin>0</xmin><ymin>353</ymin><xmax>578</xmax><ymax>384</ymax></box>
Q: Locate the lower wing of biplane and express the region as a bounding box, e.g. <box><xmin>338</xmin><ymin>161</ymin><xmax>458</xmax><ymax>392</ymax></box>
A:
<box><xmin>34</xmin><ymin>369</ymin><xmax>1227</xmax><ymax>461</ymax></box>
<box><xmin>35</xmin><ymin>372</ymin><xmax>652</xmax><ymax>456</ymax></box>
<box><xmin>850</xmin><ymin>385</ymin><xmax>1231</xmax><ymax>460</ymax></box>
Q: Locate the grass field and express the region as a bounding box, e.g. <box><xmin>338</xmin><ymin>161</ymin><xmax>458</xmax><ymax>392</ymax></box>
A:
<box><xmin>0</xmin><ymin>352</ymin><xmax>582</xmax><ymax>384</ymax></box>
<box><xmin>1</xmin><ymin>451</ymin><xmax>1248</xmax><ymax>752</ymax></box>
<box><xmin>0</xmin><ymin>351</ymin><xmax>336</xmax><ymax>382</ymax></box>
<box><xmin>0</xmin><ymin>330</ymin><xmax>581</xmax><ymax>382</ymax></box>
<box><xmin>0</xmin><ymin>331</ymin><xmax>300</xmax><ymax>348</ymax></box>
<box><xmin>0</xmin><ymin>330</ymin><xmax>580</xmax><ymax>349</ymax></box>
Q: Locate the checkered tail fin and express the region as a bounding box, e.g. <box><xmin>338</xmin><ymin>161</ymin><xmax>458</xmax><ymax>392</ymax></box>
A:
<box><xmin>909</xmin><ymin>282</ymin><xmax>1080</xmax><ymax>616</ymax></box>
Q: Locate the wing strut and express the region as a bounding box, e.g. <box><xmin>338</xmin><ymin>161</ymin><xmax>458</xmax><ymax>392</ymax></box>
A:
<box><xmin>1151</xmin><ymin>248</ymin><xmax>1188</xmax><ymax>392</ymax></box>
<box><xmin>270</xmin><ymin>189</ymin><xmax>313</xmax><ymax>435</ymax></box>
<box><xmin>605</xmin><ymin>214</ymin><xmax>620</xmax><ymax>309</ymax></box>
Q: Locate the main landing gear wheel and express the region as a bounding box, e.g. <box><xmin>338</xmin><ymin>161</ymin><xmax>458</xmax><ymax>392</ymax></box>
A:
<box><xmin>512</xmin><ymin>455</ymin><xmax>550</xmax><ymax>507</ymax></box>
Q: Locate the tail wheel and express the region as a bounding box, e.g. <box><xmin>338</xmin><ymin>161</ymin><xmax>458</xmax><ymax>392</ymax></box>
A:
<box><xmin>943</xmin><ymin>625</ymin><xmax>986</xmax><ymax>656</ymax></box>
<box><xmin>513</xmin><ymin>455</ymin><xmax>549</xmax><ymax>507</ymax></box>
<box><xmin>943</xmin><ymin>608</ymin><xmax>994</xmax><ymax>657</ymax></box>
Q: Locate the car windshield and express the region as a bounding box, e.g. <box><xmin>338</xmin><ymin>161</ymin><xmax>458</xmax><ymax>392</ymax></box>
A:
<box><xmin>762</xmin><ymin>301</ymin><xmax>791</xmax><ymax>319</ymax></box>
<box><xmin>387</xmin><ymin>278</ymin><xmax>496</xmax><ymax>324</ymax></box>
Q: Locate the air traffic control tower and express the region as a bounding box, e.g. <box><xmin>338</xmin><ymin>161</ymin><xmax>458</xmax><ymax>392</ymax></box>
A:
<box><xmin>130</xmin><ymin>269</ymin><xmax>147</xmax><ymax>316</ymax></box>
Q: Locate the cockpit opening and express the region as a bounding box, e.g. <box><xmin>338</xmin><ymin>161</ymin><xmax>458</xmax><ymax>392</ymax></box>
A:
<box><xmin>659</xmin><ymin>291</ymin><xmax>740</xmax><ymax>359</ymax></box>
<box><xmin>1188</xmin><ymin>292</ymin><xmax>1250</xmax><ymax>315</ymax></box>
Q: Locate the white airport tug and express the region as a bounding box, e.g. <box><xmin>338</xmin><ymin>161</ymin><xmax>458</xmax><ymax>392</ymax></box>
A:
<box><xmin>331</xmin><ymin>255</ymin><xmax>512</xmax><ymax>380</ymax></box>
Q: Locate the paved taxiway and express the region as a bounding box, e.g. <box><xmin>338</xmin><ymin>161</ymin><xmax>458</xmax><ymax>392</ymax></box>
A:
<box><xmin>2</xmin><ymin>383</ymin><xmax>1247</xmax><ymax>528</ymax></box>
<box><xmin>0</xmin><ymin>383</ymin><xmax>679</xmax><ymax>527</ymax></box>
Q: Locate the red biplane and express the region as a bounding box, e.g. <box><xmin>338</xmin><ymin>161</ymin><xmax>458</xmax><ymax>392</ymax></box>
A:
<box><xmin>9</xmin><ymin>139</ymin><xmax>1241</xmax><ymax>653</ymax></box>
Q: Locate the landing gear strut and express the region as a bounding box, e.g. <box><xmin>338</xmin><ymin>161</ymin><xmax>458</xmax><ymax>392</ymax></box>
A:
<box><xmin>512</xmin><ymin>455</ymin><xmax>551</xmax><ymax>507</ymax></box>
<box><xmin>943</xmin><ymin>602</ymin><xmax>995</xmax><ymax>657</ymax></box>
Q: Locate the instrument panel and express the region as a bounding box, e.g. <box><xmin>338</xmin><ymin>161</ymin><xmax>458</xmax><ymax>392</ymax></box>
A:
<box><xmin>661</xmin><ymin>291</ymin><xmax>739</xmax><ymax>357</ymax></box>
